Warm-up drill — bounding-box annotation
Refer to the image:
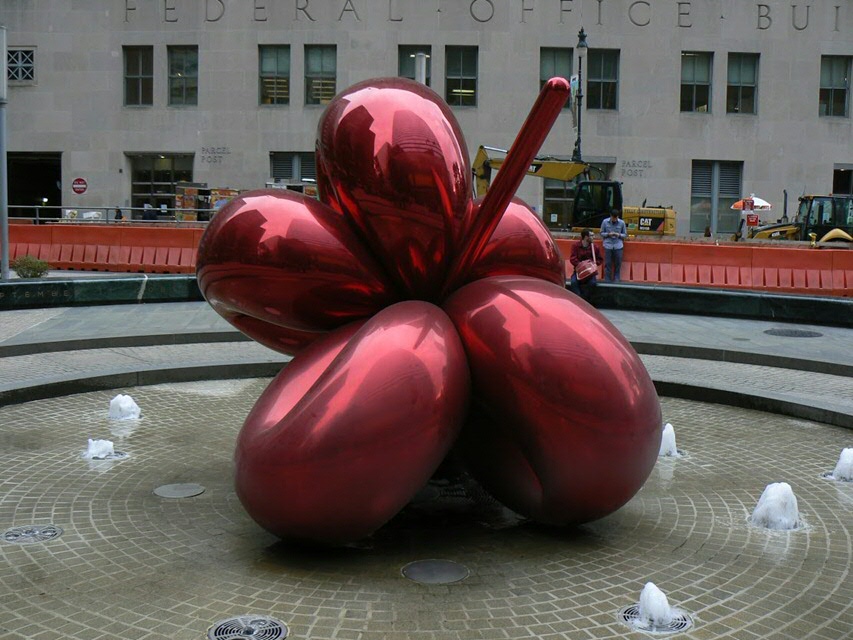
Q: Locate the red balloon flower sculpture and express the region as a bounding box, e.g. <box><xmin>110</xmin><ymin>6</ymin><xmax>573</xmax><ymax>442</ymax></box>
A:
<box><xmin>197</xmin><ymin>77</ymin><xmax>661</xmax><ymax>544</ymax></box>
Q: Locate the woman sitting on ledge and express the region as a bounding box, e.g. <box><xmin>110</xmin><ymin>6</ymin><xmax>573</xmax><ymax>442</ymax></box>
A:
<box><xmin>569</xmin><ymin>229</ymin><xmax>601</xmax><ymax>303</ymax></box>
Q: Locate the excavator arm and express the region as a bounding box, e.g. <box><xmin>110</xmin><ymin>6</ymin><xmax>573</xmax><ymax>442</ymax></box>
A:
<box><xmin>472</xmin><ymin>145</ymin><xmax>590</xmax><ymax>197</ymax></box>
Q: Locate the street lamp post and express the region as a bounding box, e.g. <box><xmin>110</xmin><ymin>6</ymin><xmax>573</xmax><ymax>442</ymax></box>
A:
<box><xmin>0</xmin><ymin>26</ymin><xmax>9</xmax><ymax>280</ymax></box>
<box><xmin>571</xmin><ymin>27</ymin><xmax>588</xmax><ymax>164</ymax></box>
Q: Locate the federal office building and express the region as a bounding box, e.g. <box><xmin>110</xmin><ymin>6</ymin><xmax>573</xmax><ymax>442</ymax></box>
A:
<box><xmin>2</xmin><ymin>0</ymin><xmax>851</xmax><ymax>235</ymax></box>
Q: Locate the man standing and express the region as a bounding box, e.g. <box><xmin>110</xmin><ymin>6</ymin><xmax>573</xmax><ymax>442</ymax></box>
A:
<box><xmin>600</xmin><ymin>209</ymin><xmax>627</xmax><ymax>281</ymax></box>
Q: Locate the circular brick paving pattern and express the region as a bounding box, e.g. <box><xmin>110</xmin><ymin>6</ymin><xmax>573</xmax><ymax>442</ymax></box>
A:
<box><xmin>0</xmin><ymin>380</ymin><xmax>850</xmax><ymax>639</ymax></box>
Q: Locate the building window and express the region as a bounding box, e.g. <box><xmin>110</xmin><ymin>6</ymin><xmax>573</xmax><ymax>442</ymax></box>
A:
<box><xmin>819</xmin><ymin>56</ymin><xmax>850</xmax><ymax>117</ymax></box>
<box><xmin>123</xmin><ymin>46</ymin><xmax>153</xmax><ymax>106</ymax></box>
<box><xmin>259</xmin><ymin>45</ymin><xmax>290</xmax><ymax>105</ymax></box>
<box><xmin>690</xmin><ymin>160</ymin><xmax>742</xmax><ymax>235</ymax></box>
<box><xmin>399</xmin><ymin>45</ymin><xmax>432</xmax><ymax>86</ymax></box>
<box><xmin>681</xmin><ymin>52</ymin><xmax>712</xmax><ymax>113</ymax></box>
<box><xmin>833</xmin><ymin>166</ymin><xmax>853</xmax><ymax>195</ymax></box>
<box><xmin>445</xmin><ymin>46</ymin><xmax>478</xmax><ymax>107</ymax></box>
<box><xmin>8</xmin><ymin>49</ymin><xmax>35</xmax><ymax>82</ymax></box>
<box><xmin>305</xmin><ymin>45</ymin><xmax>336</xmax><ymax>105</ymax></box>
<box><xmin>727</xmin><ymin>53</ymin><xmax>758</xmax><ymax>114</ymax></box>
<box><xmin>270</xmin><ymin>152</ymin><xmax>316</xmax><ymax>183</ymax></box>
<box><xmin>587</xmin><ymin>50</ymin><xmax>619</xmax><ymax>110</ymax></box>
<box><xmin>168</xmin><ymin>46</ymin><xmax>198</xmax><ymax>106</ymax></box>
<box><xmin>129</xmin><ymin>154</ymin><xmax>194</xmax><ymax>212</ymax></box>
<box><xmin>540</xmin><ymin>48</ymin><xmax>572</xmax><ymax>104</ymax></box>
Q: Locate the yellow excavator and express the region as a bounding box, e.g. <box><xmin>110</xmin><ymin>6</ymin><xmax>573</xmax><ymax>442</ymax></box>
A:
<box><xmin>745</xmin><ymin>194</ymin><xmax>853</xmax><ymax>243</ymax></box>
<box><xmin>472</xmin><ymin>145</ymin><xmax>676</xmax><ymax>235</ymax></box>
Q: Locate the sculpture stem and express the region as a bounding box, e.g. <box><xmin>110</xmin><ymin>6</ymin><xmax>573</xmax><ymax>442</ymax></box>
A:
<box><xmin>442</xmin><ymin>77</ymin><xmax>571</xmax><ymax>297</ymax></box>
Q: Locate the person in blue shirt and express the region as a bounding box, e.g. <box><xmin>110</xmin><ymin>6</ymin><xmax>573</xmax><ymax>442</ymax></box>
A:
<box><xmin>600</xmin><ymin>209</ymin><xmax>627</xmax><ymax>281</ymax></box>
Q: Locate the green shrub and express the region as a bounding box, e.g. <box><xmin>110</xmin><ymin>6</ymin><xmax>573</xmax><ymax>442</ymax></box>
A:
<box><xmin>11</xmin><ymin>254</ymin><xmax>52</xmax><ymax>279</ymax></box>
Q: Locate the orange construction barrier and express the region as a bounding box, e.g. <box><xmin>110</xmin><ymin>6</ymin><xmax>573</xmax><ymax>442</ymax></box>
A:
<box><xmin>554</xmin><ymin>238</ymin><xmax>850</xmax><ymax>297</ymax></box>
<box><xmin>6</xmin><ymin>224</ymin><xmax>201</xmax><ymax>275</ymax></box>
<box><xmin>6</xmin><ymin>226</ymin><xmax>852</xmax><ymax>296</ymax></box>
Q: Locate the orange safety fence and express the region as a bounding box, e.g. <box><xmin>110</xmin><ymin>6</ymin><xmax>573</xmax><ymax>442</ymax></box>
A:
<box><xmin>7</xmin><ymin>224</ymin><xmax>204</xmax><ymax>274</ymax></box>
<box><xmin>5</xmin><ymin>226</ymin><xmax>851</xmax><ymax>296</ymax></box>
<box><xmin>554</xmin><ymin>239</ymin><xmax>851</xmax><ymax>297</ymax></box>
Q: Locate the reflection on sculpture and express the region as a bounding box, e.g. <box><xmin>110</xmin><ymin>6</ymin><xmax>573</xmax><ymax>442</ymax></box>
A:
<box><xmin>197</xmin><ymin>77</ymin><xmax>661</xmax><ymax>544</ymax></box>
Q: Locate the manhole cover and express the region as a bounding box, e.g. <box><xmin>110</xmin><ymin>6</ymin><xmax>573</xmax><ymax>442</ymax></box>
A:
<box><xmin>619</xmin><ymin>604</ymin><xmax>693</xmax><ymax>634</ymax></box>
<box><xmin>402</xmin><ymin>559</ymin><xmax>469</xmax><ymax>584</ymax></box>
<box><xmin>208</xmin><ymin>615</ymin><xmax>288</xmax><ymax>639</ymax></box>
<box><xmin>3</xmin><ymin>525</ymin><xmax>63</xmax><ymax>544</ymax></box>
<box><xmin>763</xmin><ymin>328</ymin><xmax>823</xmax><ymax>338</ymax></box>
<box><xmin>154</xmin><ymin>483</ymin><xmax>205</xmax><ymax>498</ymax></box>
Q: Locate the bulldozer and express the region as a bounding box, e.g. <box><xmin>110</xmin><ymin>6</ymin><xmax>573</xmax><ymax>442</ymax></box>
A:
<box><xmin>747</xmin><ymin>194</ymin><xmax>853</xmax><ymax>243</ymax></box>
<box><xmin>472</xmin><ymin>145</ymin><xmax>676</xmax><ymax>235</ymax></box>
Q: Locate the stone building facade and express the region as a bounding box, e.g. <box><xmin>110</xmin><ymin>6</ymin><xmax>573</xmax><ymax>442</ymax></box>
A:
<box><xmin>2</xmin><ymin>0</ymin><xmax>851</xmax><ymax>234</ymax></box>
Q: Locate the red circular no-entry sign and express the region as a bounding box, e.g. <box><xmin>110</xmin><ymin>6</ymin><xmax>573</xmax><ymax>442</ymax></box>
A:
<box><xmin>71</xmin><ymin>177</ymin><xmax>88</xmax><ymax>194</ymax></box>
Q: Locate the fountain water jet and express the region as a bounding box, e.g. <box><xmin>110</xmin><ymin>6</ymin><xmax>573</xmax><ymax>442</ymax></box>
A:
<box><xmin>109</xmin><ymin>394</ymin><xmax>140</xmax><ymax>420</ymax></box>
<box><xmin>84</xmin><ymin>438</ymin><xmax>115</xmax><ymax>460</ymax></box>
<box><xmin>658</xmin><ymin>423</ymin><xmax>680</xmax><ymax>457</ymax></box>
<box><xmin>639</xmin><ymin>582</ymin><xmax>674</xmax><ymax>627</ymax></box>
<box><xmin>751</xmin><ymin>482</ymin><xmax>800</xmax><ymax>530</ymax></box>
<box><xmin>620</xmin><ymin>582</ymin><xmax>693</xmax><ymax>634</ymax></box>
<box><xmin>831</xmin><ymin>448</ymin><xmax>853</xmax><ymax>481</ymax></box>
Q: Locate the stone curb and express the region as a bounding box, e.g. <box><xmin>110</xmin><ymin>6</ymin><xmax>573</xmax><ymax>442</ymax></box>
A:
<box><xmin>3</xmin><ymin>334</ymin><xmax>849</xmax><ymax>378</ymax></box>
<box><xmin>0</xmin><ymin>274</ymin><xmax>203</xmax><ymax>310</ymax></box>
<box><xmin>2</xmin><ymin>275</ymin><xmax>851</xmax><ymax>327</ymax></box>
<box><xmin>631</xmin><ymin>342</ymin><xmax>853</xmax><ymax>378</ymax></box>
<box><xmin>0</xmin><ymin>331</ymin><xmax>251</xmax><ymax>358</ymax></box>
<box><xmin>1</xmin><ymin>349</ymin><xmax>849</xmax><ymax>431</ymax></box>
<box><xmin>654</xmin><ymin>381</ymin><xmax>852</xmax><ymax>430</ymax></box>
<box><xmin>0</xmin><ymin>359</ymin><xmax>288</xmax><ymax>407</ymax></box>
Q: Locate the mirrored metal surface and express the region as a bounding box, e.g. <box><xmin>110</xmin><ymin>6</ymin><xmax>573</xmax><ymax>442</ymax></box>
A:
<box><xmin>197</xmin><ymin>77</ymin><xmax>660</xmax><ymax>544</ymax></box>
<box><xmin>316</xmin><ymin>77</ymin><xmax>472</xmax><ymax>300</ymax></box>
<box><xmin>461</xmin><ymin>197</ymin><xmax>565</xmax><ymax>287</ymax></box>
<box><xmin>235</xmin><ymin>301</ymin><xmax>470</xmax><ymax>544</ymax></box>
<box><xmin>197</xmin><ymin>189</ymin><xmax>399</xmax><ymax>355</ymax></box>
<box><xmin>443</xmin><ymin>275</ymin><xmax>662</xmax><ymax>525</ymax></box>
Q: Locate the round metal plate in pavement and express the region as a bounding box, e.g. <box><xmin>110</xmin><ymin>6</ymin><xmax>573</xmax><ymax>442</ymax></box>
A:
<box><xmin>207</xmin><ymin>615</ymin><xmax>288</xmax><ymax>639</ymax></box>
<box><xmin>763</xmin><ymin>328</ymin><xmax>823</xmax><ymax>338</ymax></box>
<box><xmin>3</xmin><ymin>524</ymin><xmax>63</xmax><ymax>544</ymax></box>
<box><xmin>401</xmin><ymin>559</ymin><xmax>470</xmax><ymax>584</ymax></box>
<box><xmin>154</xmin><ymin>483</ymin><xmax>205</xmax><ymax>498</ymax></box>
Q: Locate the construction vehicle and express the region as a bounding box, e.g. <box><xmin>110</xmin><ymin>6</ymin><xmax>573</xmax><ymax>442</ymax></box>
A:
<box><xmin>746</xmin><ymin>194</ymin><xmax>853</xmax><ymax>243</ymax></box>
<box><xmin>472</xmin><ymin>145</ymin><xmax>676</xmax><ymax>235</ymax></box>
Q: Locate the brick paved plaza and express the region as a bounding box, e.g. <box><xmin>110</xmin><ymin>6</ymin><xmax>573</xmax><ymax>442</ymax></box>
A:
<box><xmin>1</xmin><ymin>379</ymin><xmax>850</xmax><ymax>640</ymax></box>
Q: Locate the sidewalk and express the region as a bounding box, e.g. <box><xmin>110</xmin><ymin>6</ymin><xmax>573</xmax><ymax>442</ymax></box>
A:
<box><xmin>0</xmin><ymin>302</ymin><xmax>851</xmax><ymax>427</ymax></box>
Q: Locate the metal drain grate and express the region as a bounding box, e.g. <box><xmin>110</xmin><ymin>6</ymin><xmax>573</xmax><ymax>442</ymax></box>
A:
<box><xmin>619</xmin><ymin>604</ymin><xmax>693</xmax><ymax>635</ymax></box>
<box><xmin>763</xmin><ymin>328</ymin><xmax>823</xmax><ymax>338</ymax></box>
<box><xmin>402</xmin><ymin>559</ymin><xmax>469</xmax><ymax>584</ymax></box>
<box><xmin>822</xmin><ymin>471</ymin><xmax>852</xmax><ymax>482</ymax></box>
<box><xmin>207</xmin><ymin>615</ymin><xmax>288</xmax><ymax>639</ymax></box>
<box><xmin>3</xmin><ymin>525</ymin><xmax>63</xmax><ymax>544</ymax></box>
<box><xmin>89</xmin><ymin>451</ymin><xmax>128</xmax><ymax>461</ymax></box>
